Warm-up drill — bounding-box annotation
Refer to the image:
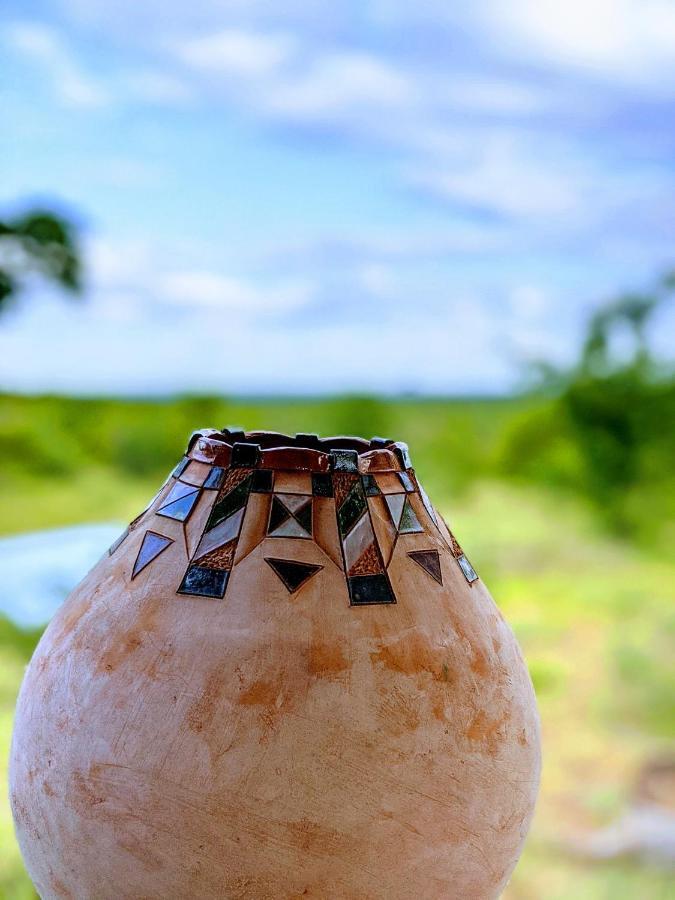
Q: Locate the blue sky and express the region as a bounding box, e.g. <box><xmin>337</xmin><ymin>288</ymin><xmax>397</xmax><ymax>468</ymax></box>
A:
<box><xmin>1</xmin><ymin>0</ymin><xmax>674</xmax><ymax>394</ymax></box>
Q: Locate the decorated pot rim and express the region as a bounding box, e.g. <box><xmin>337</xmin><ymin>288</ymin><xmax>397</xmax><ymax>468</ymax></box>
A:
<box><xmin>186</xmin><ymin>428</ymin><xmax>413</xmax><ymax>474</ymax></box>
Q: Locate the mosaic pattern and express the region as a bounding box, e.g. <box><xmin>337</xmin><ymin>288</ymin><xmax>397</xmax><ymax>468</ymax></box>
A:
<box><xmin>268</xmin><ymin>494</ymin><xmax>313</xmax><ymax>538</ymax></box>
<box><xmin>116</xmin><ymin>438</ymin><xmax>480</xmax><ymax>602</ymax></box>
<box><xmin>417</xmin><ymin>480</ymin><xmax>438</xmax><ymax>527</ymax></box>
<box><xmin>398</xmin><ymin>471</ymin><xmax>415</xmax><ymax>492</ymax></box>
<box><xmin>132</xmin><ymin>531</ymin><xmax>173</xmax><ymax>579</ymax></box>
<box><xmin>408</xmin><ymin>549</ymin><xmax>443</xmax><ymax>585</ymax></box>
<box><xmin>157</xmin><ymin>481</ymin><xmax>200</xmax><ymax>522</ymax></box>
<box><xmin>179</xmin><ymin>469</ymin><xmax>253</xmax><ymax>598</ymax></box>
<box><xmin>347</xmin><ymin>542</ymin><xmax>380</xmax><ymax>576</ymax></box>
<box><xmin>435</xmin><ymin>512</ymin><xmax>480</xmax><ymax>585</ymax></box>
<box><xmin>265</xmin><ymin>557</ymin><xmax>323</xmax><ymax>593</ymax></box>
<box><xmin>381</xmin><ymin>493</ymin><xmax>422</xmax><ymax>534</ymax></box>
<box><xmin>334</xmin><ymin>473</ymin><xmax>395</xmax><ymax>605</ymax></box>
<box><xmin>251</xmin><ymin>469</ymin><xmax>274</xmax><ymax>493</ymax></box>
<box><xmin>362</xmin><ymin>474</ymin><xmax>381</xmax><ymax>496</ymax></box>
<box><xmin>348</xmin><ymin>574</ymin><xmax>394</xmax><ymax>605</ymax></box>
<box><xmin>203</xmin><ymin>466</ymin><xmax>226</xmax><ymax>490</ymax></box>
<box><xmin>399</xmin><ymin>498</ymin><xmax>424</xmax><ymax>534</ymax></box>
<box><xmin>457</xmin><ymin>554</ymin><xmax>479</xmax><ymax>584</ymax></box>
<box><xmin>311</xmin><ymin>472</ymin><xmax>333</xmax><ymax>497</ymax></box>
<box><xmin>178</xmin><ymin>565</ymin><xmax>229</xmax><ymax>598</ymax></box>
<box><xmin>171</xmin><ymin>457</ymin><xmax>190</xmax><ymax>479</ymax></box>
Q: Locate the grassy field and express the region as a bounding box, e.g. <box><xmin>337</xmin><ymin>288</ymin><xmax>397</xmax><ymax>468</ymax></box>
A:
<box><xmin>1</xmin><ymin>395</ymin><xmax>673</xmax><ymax>898</ymax></box>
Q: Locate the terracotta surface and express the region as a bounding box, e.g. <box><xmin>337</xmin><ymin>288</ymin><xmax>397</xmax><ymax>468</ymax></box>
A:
<box><xmin>10</xmin><ymin>431</ymin><xmax>541</xmax><ymax>899</ymax></box>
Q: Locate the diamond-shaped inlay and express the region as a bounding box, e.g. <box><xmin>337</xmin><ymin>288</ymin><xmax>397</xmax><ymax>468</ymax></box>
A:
<box><xmin>408</xmin><ymin>549</ymin><xmax>442</xmax><ymax>584</ymax></box>
<box><xmin>265</xmin><ymin>557</ymin><xmax>323</xmax><ymax>593</ymax></box>
<box><xmin>268</xmin><ymin>494</ymin><xmax>313</xmax><ymax>538</ymax></box>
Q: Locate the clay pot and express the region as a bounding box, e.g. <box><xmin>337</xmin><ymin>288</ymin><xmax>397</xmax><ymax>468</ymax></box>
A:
<box><xmin>10</xmin><ymin>430</ymin><xmax>540</xmax><ymax>899</ymax></box>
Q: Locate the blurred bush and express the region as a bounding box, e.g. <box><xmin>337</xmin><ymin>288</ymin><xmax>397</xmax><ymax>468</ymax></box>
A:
<box><xmin>0</xmin><ymin>209</ymin><xmax>81</xmax><ymax>311</ymax></box>
<box><xmin>500</xmin><ymin>280</ymin><xmax>675</xmax><ymax>547</ymax></box>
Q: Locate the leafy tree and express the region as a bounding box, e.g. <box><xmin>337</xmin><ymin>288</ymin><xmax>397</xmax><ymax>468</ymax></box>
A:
<box><xmin>0</xmin><ymin>209</ymin><xmax>81</xmax><ymax>312</ymax></box>
<box><xmin>501</xmin><ymin>274</ymin><xmax>674</xmax><ymax>540</ymax></box>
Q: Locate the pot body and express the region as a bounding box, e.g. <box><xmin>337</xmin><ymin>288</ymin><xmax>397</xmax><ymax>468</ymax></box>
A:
<box><xmin>10</xmin><ymin>432</ymin><xmax>540</xmax><ymax>899</ymax></box>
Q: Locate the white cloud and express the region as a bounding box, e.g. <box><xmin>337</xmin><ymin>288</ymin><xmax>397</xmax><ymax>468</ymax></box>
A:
<box><xmin>407</xmin><ymin>137</ymin><xmax>586</xmax><ymax>220</ymax></box>
<box><xmin>5</xmin><ymin>21</ymin><xmax>110</xmax><ymax>109</ymax></box>
<box><xmin>263</xmin><ymin>52</ymin><xmax>415</xmax><ymax>119</ymax></box>
<box><xmin>173</xmin><ymin>29</ymin><xmax>296</xmax><ymax>77</ymax></box>
<box><xmin>169</xmin><ymin>30</ymin><xmax>416</xmax><ymax>123</ymax></box>
<box><xmin>357</xmin><ymin>263</ymin><xmax>396</xmax><ymax>298</ymax></box>
<box><xmin>123</xmin><ymin>69</ymin><xmax>192</xmax><ymax>104</ymax></box>
<box><xmin>160</xmin><ymin>270</ymin><xmax>315</xmax><ymax>313</ymax></box>
<box><xmin>471</xmin><ymin>0</ymin><xmax>675</xmax><ymax>88</ymax></box>
<box><xmin>437</xmin><ymin>76</ymin><xmax>546</xmax><ymax>116</ymax></box>
<box><xmin>509</xmin><ymin>284</ymin><xmax>552</xmax><ymax>320</ymax></box>
<box><xmin>87</xmin><ymin>237</ymin><xmax>155</xmax><ymax>285</ymax></box>
<box><xmin>86</xmin><ymin>237</ymin><xmax>316</xmax><ymax>316</ymax></box>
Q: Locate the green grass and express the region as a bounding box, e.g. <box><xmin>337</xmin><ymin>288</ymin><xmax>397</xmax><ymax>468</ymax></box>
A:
<box><xmin>0</xmin><ymin>394</ymin><xmax>673</xmax><ymax>898</ymax></box>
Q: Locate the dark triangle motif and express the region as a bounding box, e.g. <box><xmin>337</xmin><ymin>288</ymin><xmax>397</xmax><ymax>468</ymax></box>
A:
<box><xmin>132</xmin><ymin>531</ymin><xmax>173</xmax><ymax>579</ymax></box>
<box><xmin>268</xmin><ymin>496</ymin><xmax>291</xmax><ymax>532</ymax></box>
<box><xmin>408</xmin><ymin>549</ymin><xmax>442</xmax><ymax>585</ymax></box>
<box><xmin>265</xmin><ymin>557</ymin><xmax>323</xmax><ymax>593</ymax></box>
<box><xmin>293</xmin><ymin>498</ymin><xmax>313</xmax><ymax>534</ymax></box>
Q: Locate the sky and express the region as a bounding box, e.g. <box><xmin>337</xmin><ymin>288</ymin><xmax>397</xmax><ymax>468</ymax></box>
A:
<box><xmin>1</xmin><ymin>0</ymin><xmax>674</xmax><ymax>395</ymax></box>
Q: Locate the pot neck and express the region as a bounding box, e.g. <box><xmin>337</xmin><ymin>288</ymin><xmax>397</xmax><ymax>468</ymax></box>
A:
<box><xmin>184</xmin><ymin>429</ymin><xmax>413</xmax><ymax>475</ymax></box>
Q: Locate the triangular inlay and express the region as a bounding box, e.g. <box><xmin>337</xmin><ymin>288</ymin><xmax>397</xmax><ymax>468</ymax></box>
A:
<box><xmin>159</xmin><ymin>480</ymin><xmax>198</xmax><ymax>507</ymax></box>
<box><xmin>132</xmin><ymin>531</ymin><xmax>173</xmax><ymax>579</ymax></box>
<box><xmin>156</xmin><ymin>490</ymin><xmax>199</xmax><ymax>522</ymax></box>
<box><xmin>283</xmin><ymin>494</ymin><xmax>310</xmax><ymax>514</ymax></box>
<box><xmin>195</xmin><ymin>507</ymin><xmax>245</xmax><ymax>558</ymax></box>
<box><xmin>270</xmin><ymin>516</ymin><xmax>309</xmax><ymax>538</ymax></box>
<box><xmin>195</xmin><ymin>539</ymin><xmax>236</xmax><ymax>570</ymax></box>
<box><xmin>408</xmin><ymin>549</ymin><xmax>442</xmax><ymax>584</ymax></box>
<box><xmin>268</xmin><ymin>495</ymin><xmax>291</xmax><ymax>533</ymax></box>
<box><xmin>268</xmin><ymin>495</ymin><xmax>312</xmax><ymax>537</ymax></box>
<box><xmin>399</xmin><ymin>498</ymin><xmax>423</xmax><ymax>534</ymax></box>
<box><xmin>265</xmin><ymin>557</ymin><xmax>323</xmax><ymax>593</ymax></box>
<box><xmin>207</xmin><ymin>476</ymin><xmax>251</xmax><ymax>530</ymax></box>
<box><xmin>293</xmin><ymin>499</ymin><xmax>312</xmax><ymax>533</ymax></box>
<box><xmin>384</xmin><ymin>493</ymin><xmax>406</xmax><ymax>528</ymax></box>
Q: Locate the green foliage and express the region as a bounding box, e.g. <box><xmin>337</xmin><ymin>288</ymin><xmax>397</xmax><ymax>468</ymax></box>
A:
<box><xmin>0</xmin><ymin>209</ymin><xmax>81</xmax><ymax>311</ymax></box>
<box><xmin>500</xmin><ymin>279</ymin><xmax>674</xmax><ymax>543</ymax></box>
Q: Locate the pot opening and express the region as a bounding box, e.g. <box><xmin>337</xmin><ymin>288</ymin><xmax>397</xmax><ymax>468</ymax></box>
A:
<box><xmin>205</xmin><ymin>429</ymin><xmax>396</xmax><ymax>455</ymax></box>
